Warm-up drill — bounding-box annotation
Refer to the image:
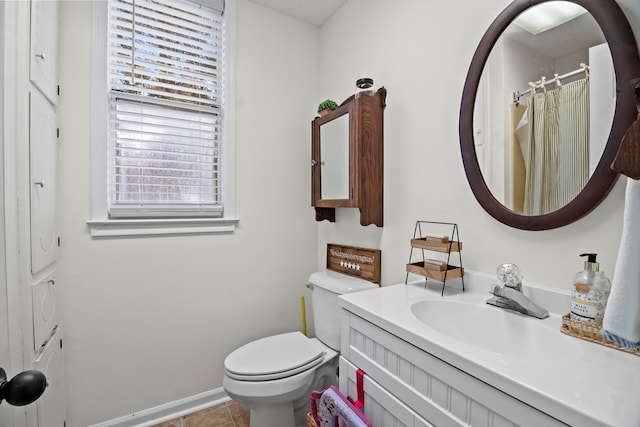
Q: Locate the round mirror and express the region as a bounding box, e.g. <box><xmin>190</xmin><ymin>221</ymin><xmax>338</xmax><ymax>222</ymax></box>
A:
<box><xmin>460</xmin><ymin>0</ymin><xmax>640</xmax><ymax>230</ymax></box>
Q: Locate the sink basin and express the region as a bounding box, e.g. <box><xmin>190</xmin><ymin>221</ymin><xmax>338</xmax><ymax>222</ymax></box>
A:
<box><xmin>410</xmin><ymin>299</ymin><xmax>581</xmax><ymax>360</ymax></box>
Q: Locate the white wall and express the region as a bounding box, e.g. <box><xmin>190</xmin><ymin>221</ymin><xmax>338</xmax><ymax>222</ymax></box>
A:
<box><xmin>316</xmin><ymin>0</ymin><xmax>639</xmax><ymax>290</ymax></box>
<box><xmin>57</xmin><ymin>1</ymin><xmax>319</xmax><ymax>425</ymax></box>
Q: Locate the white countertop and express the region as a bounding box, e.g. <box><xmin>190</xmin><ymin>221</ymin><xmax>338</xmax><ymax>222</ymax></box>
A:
<box><xmin>338</xmin><ymin>272</ymin><xmax>640</xmax><ymax>427</ymax></box>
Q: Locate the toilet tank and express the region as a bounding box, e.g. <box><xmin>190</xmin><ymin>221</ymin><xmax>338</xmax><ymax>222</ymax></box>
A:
<box><xmin>309</xmin><ymin>270</ymin><xmax>377</xmax><ymax>350</ymax></box>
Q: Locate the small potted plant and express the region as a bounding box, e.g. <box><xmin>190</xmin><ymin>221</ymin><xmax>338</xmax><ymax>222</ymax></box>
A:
<box><xmin>317</xmin><ymin>99</ymin><xmax>339</xmax><ymax>117</ymax></box>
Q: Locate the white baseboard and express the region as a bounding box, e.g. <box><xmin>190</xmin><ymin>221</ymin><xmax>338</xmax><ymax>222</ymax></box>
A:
<box><xmin>88</xmin><ymin>388</ymin><xmax>230</xmax><ymax>427</ymax></box>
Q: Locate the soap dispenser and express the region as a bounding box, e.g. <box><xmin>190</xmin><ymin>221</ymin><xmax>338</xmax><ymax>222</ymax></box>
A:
<box><xmin>570</xmin><ymin>253</ymin><xmax>611</xmax><ymax>326</ymax></box>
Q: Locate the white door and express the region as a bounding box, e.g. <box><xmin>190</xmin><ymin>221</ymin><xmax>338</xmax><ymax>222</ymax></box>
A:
<box><xmin>0</xmin><ymin>141</ymin><xmax>15</xmax><ymax>427</ymax></box>
<box><xmin>31</xmin><ymin>271</ymin><xmax>57</xmax><ymax>351</ymax></box>
<box><xmin>29</xmin><ymin>0</ymin><xmax>58</xmax><ymax>105</ymax></box>
<box><xmin>29</xmin><ymin>89</ymin><xmax>58</xmax><ymax>274</ymax></box>
<box><xmin>1</xmin><ymin>1</ymin><xmax>15</xmax><ymax>423</ymax></box>
<box><xmin>33</xmin><ymin>329</ymin><xmax>65</xmax><ymax>427</ymax></box>
<box><xmin>3</xmin><ymin>2</ymin><xmax>60</xmax><ymax>426</ymax></box>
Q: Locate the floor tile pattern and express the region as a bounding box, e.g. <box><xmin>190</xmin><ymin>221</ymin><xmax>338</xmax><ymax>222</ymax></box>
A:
<box><xmin>152</xmin><ymin>401</ymin><xmax>250</xmax><ymax>427</ymax></box>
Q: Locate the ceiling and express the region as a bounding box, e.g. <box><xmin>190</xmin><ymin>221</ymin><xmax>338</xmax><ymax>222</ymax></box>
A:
<box><xmin>504</xmin><ymin>12</ymin><xmax>605</xmax><ymax>60</ymax></box>
<box><xmin>247</xmin><ymin>0</ymin><xmax>347</xmax><ymax>27</ymax></box>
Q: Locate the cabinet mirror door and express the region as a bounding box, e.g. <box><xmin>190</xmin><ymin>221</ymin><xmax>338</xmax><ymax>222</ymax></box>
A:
<box><xmin>312</xmin><ymin>101</ymin><xmax>355</xmax><ymax>208</ymax></box>
<box><xmin>320</xmin><ymin>113</ymin><xmax>350</xmax><ymax>200</ymax></box>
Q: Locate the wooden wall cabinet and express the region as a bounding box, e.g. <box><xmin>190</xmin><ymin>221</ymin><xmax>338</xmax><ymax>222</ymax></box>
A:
<box><xmin>311</xmin><ymin>87</ymin><xmax>386</xmax><ymax>227</ymax></box>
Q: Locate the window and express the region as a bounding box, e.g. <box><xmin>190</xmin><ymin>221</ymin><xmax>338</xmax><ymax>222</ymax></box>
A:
<box><xmin>90</xmin><ymin>0</ymin><xmax>237</xmax><ymax>236</ymax></box>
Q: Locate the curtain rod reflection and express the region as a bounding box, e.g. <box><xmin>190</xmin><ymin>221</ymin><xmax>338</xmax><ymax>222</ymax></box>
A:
<box><xmin>512</xmin><ymin>63</ymin><xmax>590</xmax><ymax>105</ymax></box>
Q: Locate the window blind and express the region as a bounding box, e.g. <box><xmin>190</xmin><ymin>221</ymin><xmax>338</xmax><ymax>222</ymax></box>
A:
<box><xmin>108</xmin><ymin>0</ymin><xmax>224</xmax><ymax>218</ymax></box>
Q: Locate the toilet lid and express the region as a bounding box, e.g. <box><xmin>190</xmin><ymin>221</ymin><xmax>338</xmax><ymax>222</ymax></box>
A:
<box><xmin>224</xmin><ymin>332</ymin><xmax>326</xmax><ymax>381</ymax></box>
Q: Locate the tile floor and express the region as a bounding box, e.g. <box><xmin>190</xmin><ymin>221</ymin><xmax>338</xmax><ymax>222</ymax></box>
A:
<box><xmin>152</xmin><ymin>401</ymin><xmax>250</xmax><ymax>427</ymax></box>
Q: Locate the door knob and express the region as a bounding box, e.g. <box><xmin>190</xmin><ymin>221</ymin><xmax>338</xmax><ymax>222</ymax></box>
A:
<box><xmin>0</xmin><ymin>368</ymin><xmax>47</xmax><ymax>406</ymax></box>
<box><xmin>35</xmin><ymin>52</ymin><xmax>46</xmax><ymax>61</ymax></box>
<box><xmin>34</xmin><ymin>180</ymin><xmax>45</xmax><ymax>188</ymax></box>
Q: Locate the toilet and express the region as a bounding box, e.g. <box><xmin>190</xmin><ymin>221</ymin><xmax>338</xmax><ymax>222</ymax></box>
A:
<box><xmin>223</xmin><ymin>270</ymin><xmax>377</xmax><ymax>427</ymax></box>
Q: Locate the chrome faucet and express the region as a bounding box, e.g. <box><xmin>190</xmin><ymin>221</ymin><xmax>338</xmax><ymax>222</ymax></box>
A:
<box><xmin>486</xmin><ymin>264</ymin><xmax>549</xmax><ymax>319</ymax></box>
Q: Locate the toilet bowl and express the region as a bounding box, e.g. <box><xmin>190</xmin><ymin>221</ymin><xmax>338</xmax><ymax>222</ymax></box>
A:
<box><xmin>222</xmin><ymin>270</ymin><xmax>377</xmax><ymax>427</ymax></box>
<box><xmin>223</xmin><ymin>332</ymin><xmax>338</xmax><ymax>427</ymax></box>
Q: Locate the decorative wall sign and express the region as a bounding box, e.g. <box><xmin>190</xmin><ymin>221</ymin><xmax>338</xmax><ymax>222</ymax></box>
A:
<box><xmin>327</xmin><ymin>244</ymin><xmax>381</xmax><ymax>284</ymax></box>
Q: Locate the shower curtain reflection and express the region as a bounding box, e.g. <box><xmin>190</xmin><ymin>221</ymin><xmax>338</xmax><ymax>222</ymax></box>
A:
<box><xmin>512</xmin><ymin>78</ymin><xmax>590</xmax><ymax>215</ymax></box>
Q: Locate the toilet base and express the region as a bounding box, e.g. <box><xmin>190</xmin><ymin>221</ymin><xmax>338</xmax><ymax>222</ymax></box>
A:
<box><xmin>249</xmin><ymin>402</ymin><xmax>295</xmax><ymax>427</ymax></box>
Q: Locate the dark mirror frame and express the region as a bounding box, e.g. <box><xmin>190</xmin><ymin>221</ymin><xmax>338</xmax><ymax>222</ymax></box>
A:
<box><xmin>459</xmin><ymin>0</ymin><xmax>640</xmax><ymax>230</ymax></box>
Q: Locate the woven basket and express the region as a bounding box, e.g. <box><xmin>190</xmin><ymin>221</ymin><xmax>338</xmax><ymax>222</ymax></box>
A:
<box><xmin>560</xmin><ymin>313</ymin><xmax>640</xmax><ymax>356</ymax></box>
<box><xmin>306</xmin><ymin>412</ymin><xmax>318</xmax><ymax>427</ymax></box>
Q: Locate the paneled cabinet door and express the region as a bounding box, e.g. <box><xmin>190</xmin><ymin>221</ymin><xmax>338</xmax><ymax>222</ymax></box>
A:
<box><xmin>339</xmin><ymin>357</ymin><xmax>434</xmax><ymax>427</ymax></box>
<box><xmin>30</xmin><ymin>90</ymin><xmax>58</xmax><ymax>273</ymax></box>
<box><xmin>34</xmin><ymin>328</ymin><xmax>65</xmax><ymax>427</ymax></box>
<box><xmin>30</xmin><ymin>0</ymin><xmax>59</xmax><ymax>105</ymax></box>
<box><xmin>31</xmin><ymin>271</ymin><xmax>57</xmax><ymax>351</ymax></box>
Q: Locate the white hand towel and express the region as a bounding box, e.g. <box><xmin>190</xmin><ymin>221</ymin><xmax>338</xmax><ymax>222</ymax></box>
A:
<box><xmin>603</xmin><ymin>177</ymin><xmax>640</xmax><ymax>349</ymax></box>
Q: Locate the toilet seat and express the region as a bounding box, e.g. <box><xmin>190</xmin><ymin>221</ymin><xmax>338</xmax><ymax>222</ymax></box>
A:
<box><xmin>224</xmin><ymin>332</ymin><xmax>326</xmax><ymax>381</ymax></box>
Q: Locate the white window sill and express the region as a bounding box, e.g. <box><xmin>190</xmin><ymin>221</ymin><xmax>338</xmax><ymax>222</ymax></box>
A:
<box><xmin>87</xmin><ymin>217</ymin><xmax>239</xmax><ymax>237</ymax></box>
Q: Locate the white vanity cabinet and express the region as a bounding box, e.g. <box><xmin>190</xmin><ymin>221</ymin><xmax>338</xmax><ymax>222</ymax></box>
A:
<box><xmin>340</xmin><ymin>309</ymin><xmax>567</xmax><ymax>427</ymax></box>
